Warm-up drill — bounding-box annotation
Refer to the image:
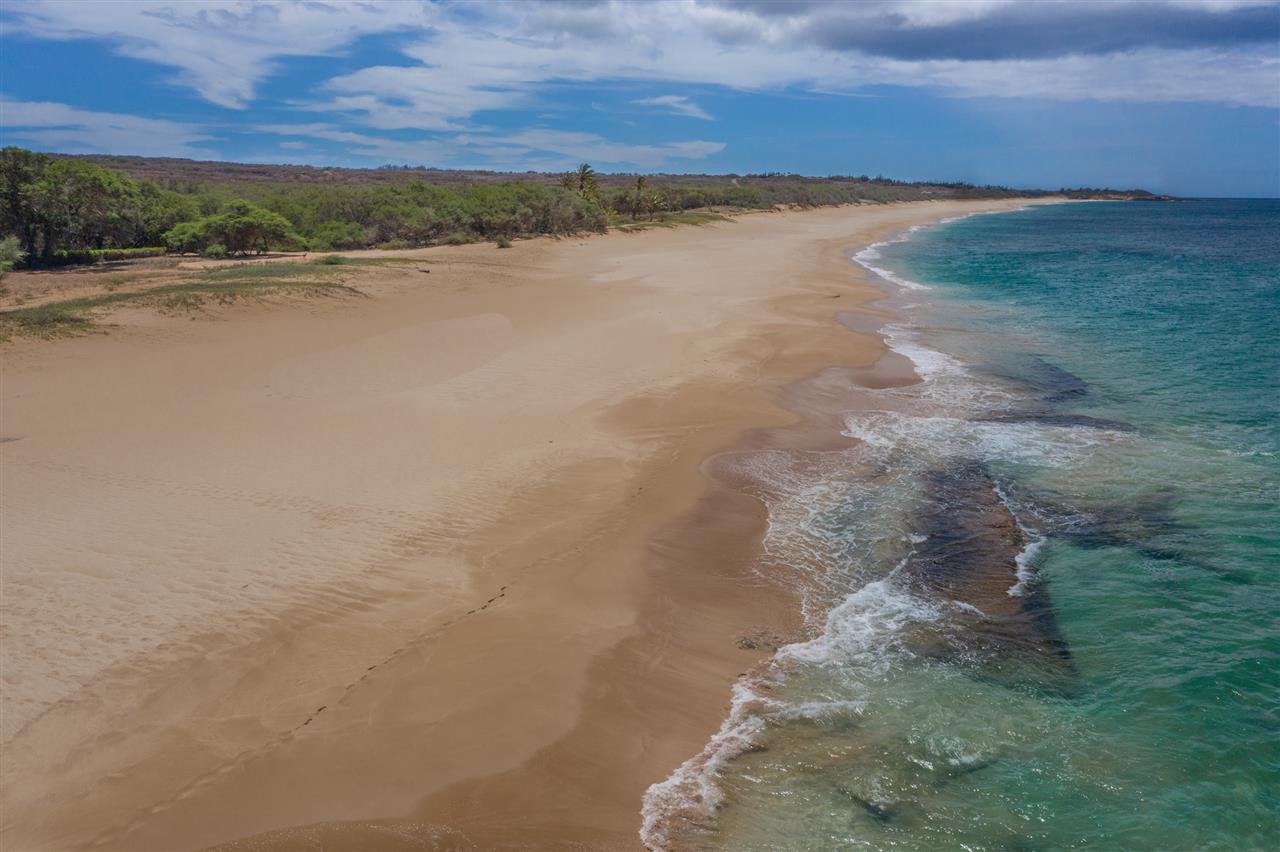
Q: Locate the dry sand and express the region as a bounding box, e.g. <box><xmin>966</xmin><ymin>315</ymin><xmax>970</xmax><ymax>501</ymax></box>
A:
<box><xmin>1</xmin><ymin>199</ymin><xmax>1047</xmax><ymax>850</ymax></box>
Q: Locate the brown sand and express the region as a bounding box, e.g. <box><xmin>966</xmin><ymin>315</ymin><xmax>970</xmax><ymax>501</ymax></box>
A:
<box><xmin>0</xmin><ymin>199</ymin><xmax>1050</xmax><ymax>851</ymax></box>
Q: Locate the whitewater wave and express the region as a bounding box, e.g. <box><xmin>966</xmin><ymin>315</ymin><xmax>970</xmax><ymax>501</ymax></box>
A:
<box><xmin>638</xmin><ymin>580</ymin><xmax>939</xmax><ymax>850</ymax></box>
<box><xmin>638</xmin><ymin>206</ymin><xmax>1066</xmax><ymax>849</ymax></box>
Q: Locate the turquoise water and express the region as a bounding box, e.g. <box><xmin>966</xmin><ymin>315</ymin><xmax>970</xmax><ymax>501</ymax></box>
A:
<box><xmin>643</xmin><ymin>201</ymin><xmax>1279</xmax><ymax>850</ymax></box>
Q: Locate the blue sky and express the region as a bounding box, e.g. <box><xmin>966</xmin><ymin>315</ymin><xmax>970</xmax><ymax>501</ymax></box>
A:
<box><xmin>1</xmin><ymin>0</ymin><xmax>1277</xmax><ymax>197</ymax></box>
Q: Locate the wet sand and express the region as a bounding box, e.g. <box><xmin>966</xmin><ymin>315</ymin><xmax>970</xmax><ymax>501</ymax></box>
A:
<box><xmin>0</xmin><ymin>199</ymin><xmax>1050</xmax><ymax>850</ymax></box>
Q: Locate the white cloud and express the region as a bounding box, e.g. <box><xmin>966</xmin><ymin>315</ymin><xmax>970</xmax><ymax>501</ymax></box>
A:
<box><xmin>0</xmin><ymin>97</ymin><xmax>216</xmax><ymax>157</ymax></box>
<box><xmin>254</xmin><ymin>123</ymin><xmax>448</xmax><ymax>163</ymax></box>
<box><xmin>2</xmin><ymin>0</ymin><xmax>1274</xmax><ymax>171</ymax></box>
<box><xmin>256</xmin><ymin>123</ymin><xmax>725</xmax><ymax>169</ymax></box>
<box><xmin>5</xmin><ymin>0</ymin><xmax>429</xmax><ymax>109</ymax></box>
<box><xmin>293</xmin><ymin>0</ymin><xmax>1277</xmax><ymax>137</ymax></box>
<box><xmin>461</xmin><ymin>129</ymin><xmax>725</xmax><ymax>169</ymax></box>
<box><xmin>632</xmin><ymin>95</ymin><xmax>714</xmax><ymax>120</ymax></box>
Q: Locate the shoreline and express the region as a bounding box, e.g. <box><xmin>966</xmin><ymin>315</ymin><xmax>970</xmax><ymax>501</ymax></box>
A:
<box><xmin>0</xmin><ymin>198</ymin><xmax>1056</xmax><ymax>850</ymax></box>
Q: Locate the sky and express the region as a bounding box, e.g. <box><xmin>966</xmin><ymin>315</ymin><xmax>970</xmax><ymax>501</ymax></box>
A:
<box><xmin>0</xmin><ymin>0</ymin><xmax>1277</xmax><ymax>196</ymax></box>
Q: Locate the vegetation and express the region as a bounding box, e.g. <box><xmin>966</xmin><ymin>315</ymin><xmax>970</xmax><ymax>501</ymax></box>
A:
<box><xmin>32</xmin><ymin>247</ymin><xmax>166</xmax><ymax>267</ymax></box>
<box><xmin>1</xmin><ymin>147</ymin><xmax>197</xmax><ymax>262</ymax></box>
<box><xmin>0</xmin><ymin>234</ymin><xmax>21</xmax><ymax>280</ymax></box>
<box><xmin>0</xmin><ymin>147</ymin><xmax>1165</xmax><ymax>270</ymax></box>
<box><xmin>163</xmin><ymin>199</ymin><xmax>302</xmax><ymax>256</ymax></box>
<box><xmin>0</xmin><ymin>276</ymin><xmax>357</xmax><ymax>340</ymax></box>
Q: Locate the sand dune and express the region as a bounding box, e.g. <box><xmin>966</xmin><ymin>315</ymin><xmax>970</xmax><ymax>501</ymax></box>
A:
<box><xmin>0</xmin><ymin>200</ymin><xmax>1045</xmax><ymax>850</ymax></box>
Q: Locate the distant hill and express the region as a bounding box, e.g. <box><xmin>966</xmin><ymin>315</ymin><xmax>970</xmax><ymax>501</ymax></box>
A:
<box><xmin>55</xmin><ymin>154</ymin><xmax>1165</xmax><ymax>201</ymax></box>
<box><xmin>2</xmin><ymin>146</ymin><xmax>1170</xmax><ymax>271</ymax></box>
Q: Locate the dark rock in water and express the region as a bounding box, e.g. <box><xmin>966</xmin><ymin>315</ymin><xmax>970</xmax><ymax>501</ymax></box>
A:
<box><xmin>975</xmin><ymin>354</ymin><xmax>1089</xmax><ymax>403</ymax></box>
<box><xmin>974</xmin><ymin>411</ymin><xmax>1138</xmax><ymax>433</ymax></box>
<box><xmin>1016</xmin><ymin>485</ymin><xmax>1248</xmax><ymax>583</ymax></box>
<box><xmin>835</xmin><ymin>787</ymin><xmax>899</xmax><ymax>823</ymax></box>
<box><xmin>901</xmin><ymin>460</ymin><xmax>1076</xmax><ymax>693</ymax></box>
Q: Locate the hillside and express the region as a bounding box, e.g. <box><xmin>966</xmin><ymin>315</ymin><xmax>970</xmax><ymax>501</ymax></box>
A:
<box><xmin>57</xmin><ymin>154</ymin><xmax>1161</xmax><ymax>201</ymax></box>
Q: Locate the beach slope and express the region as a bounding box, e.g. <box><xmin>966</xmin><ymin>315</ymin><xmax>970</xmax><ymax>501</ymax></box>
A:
<box><xmin>1</xmin><ymin>199</ymin><xmax>1043</xmax><ymax>850</ymax></box>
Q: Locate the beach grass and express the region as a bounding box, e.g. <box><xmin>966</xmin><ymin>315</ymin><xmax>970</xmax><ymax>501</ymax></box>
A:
<box><xmin>307</xmin><ymin>255</ymin><xmax>427</xmax><ymax>267</ymax></box>
<box><xmin>0</xmin><ymin>278</ymin><xmax>359</xmax><ymax>340</ymax></box>
<box><xmin>613</xmin><ymin>211</ymin><xmax>731</xmax><ymax>232</ymax></box>
<box><xmin>196</xmin><ymin>263</ymin><xmax>344</xmax><ymax>281</ymax></box>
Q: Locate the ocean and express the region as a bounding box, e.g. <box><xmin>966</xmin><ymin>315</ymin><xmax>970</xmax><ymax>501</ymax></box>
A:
<box><xmin>643</xmin><ymin>200</ymin><xmax>1280</xmax><ymax>850</ymax></box>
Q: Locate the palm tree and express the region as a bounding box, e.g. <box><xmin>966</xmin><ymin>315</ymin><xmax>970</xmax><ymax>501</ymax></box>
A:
<box><xmin>576</xmin><ymin>162</ymin><xmax>597</xmax><ymax>195</ymax></box>
<box><xmin>633</xmin><ymin>175</ymin><xmax>647</xmax><ymax>220</ymax></box>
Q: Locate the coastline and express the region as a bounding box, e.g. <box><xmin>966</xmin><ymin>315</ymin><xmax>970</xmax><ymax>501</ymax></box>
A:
<box><xmin>0</xmin><ymin>198</ymin><xmax>1057</xmax><ymax>850</ymax></box>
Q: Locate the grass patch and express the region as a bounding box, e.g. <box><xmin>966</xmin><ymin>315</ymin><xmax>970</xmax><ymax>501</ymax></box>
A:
<box><xmin>197</xmin><ymin>262</ymin><xmax>338</xmax><ymax>281</ymax></box>
<box><xmin>101</xmin><ymin>274</ymin><xmax>139</xmax><ymax>291</ymax></box>
<box><xmin>307</xmin><ymin>255</ymin><xmax>424</xmax><ymax>267</ymax></box>
<box><xmin>0</xmin><ymin>278</ymin><xmax>359</xmax><ymax>340</ymax></box>
<box><xmin>0</xmin><ymin>302</ymin><xmax>96</xmax><ymax>339</ymax></box>
<box><xmin>612</xmin><ymin>211</ymin><xmax>731</xmax><ymax>231</ymax></box>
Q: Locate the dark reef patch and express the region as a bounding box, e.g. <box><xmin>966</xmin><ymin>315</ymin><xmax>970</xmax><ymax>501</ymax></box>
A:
<box><xmin>900</xmin><ymin>460</ymin><xmax>1076</xmax><ymax>693</ymax></box>
<box><xmin>973</xmin><ymin>353</ymin><xmax>1090</xmax><ymax>403</ymax></box>
<box><xmin>974</xmin><ymin>411</ymin><xmax>1138</xmax><ymax>432</ymax></box>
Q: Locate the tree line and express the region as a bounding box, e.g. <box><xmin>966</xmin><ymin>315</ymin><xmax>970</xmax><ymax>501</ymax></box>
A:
<box><xmin>2</xmin><ymin>146</ymin><xmax>1126</xmax><ymax>268</ymax></box>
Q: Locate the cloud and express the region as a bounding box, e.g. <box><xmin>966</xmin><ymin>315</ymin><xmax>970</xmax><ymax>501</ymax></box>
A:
<box><xmin>465</xmin><ymin>129</ymin><xmax>725</xmax><ymax>168</ymax></box>
<box><xmin>2</xmin><ymin>0</ymin><xmax>1276</xmax><ymax>171</ymax></box>
<box><xmin>0</xmin><ymin>96</ymin><xmax>216</xmax><ymax>157</ymax></box>
<box><xmin>254</xmin><ymin>123</ymin><xmax>448</xmax><ymax>163</ymax></box>
<box><xmin>257</xmin><ymin>123</ymin><xmax>726</xmax><ymax>169</ymax></box>
<box><xmin>786</xmin><ymin>0</ymin><xmax>1280</xmax><ymax>61</ymax></box>
<box><xmin>301</xmin><ymin>0</ymin><xmax>1278</xmax><ymax>128</ymax></box>
<box><xmin>3</xmin><ymin>0</ymin><xmax>429</xmax><ymax>109</ymax></box>
<box><xmin>632</xmin><ymin>95</ymin><xmax>714</xmax><ymax>120</ymax></box>
<box><xmin>5</xmin><ymin>0</ymin><xmax>1274</xmax><ymax>125</ymax></box>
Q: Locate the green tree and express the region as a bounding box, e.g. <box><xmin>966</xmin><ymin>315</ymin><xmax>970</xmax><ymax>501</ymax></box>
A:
<box><xmin>27</xmin><ymin>159</ymin><xmax>144</xmax><ymax>256</ymax></box>
<box><xmin>0</xmin><ymin>234</ymin><xmax>22</xmax><ymax>280</ymax></box>
<box><xmin>136</xmin><ymin>182</ymin><xmax>200</xmax><ymax>246</ymax></box>
<box><xmin>162</xmin><ymin>219</ymin><xmax>209</xmax><ymax>254</ymax></box>
<box><xmin>575</xmin><ymin>163</ymin><xmax>597</xmax><ymax>196</ymax></box>
<box><xmin>164</xmin><ymin>199</ymin><xmax>302</xmax><ymax>256</ymax></box>
<box><xmin>633</xmin><ymin>175</ymin><xmax>647</xmax><ymax>220</ymax></box>
<box><xmin>0</xmin><ymin>147</ymin><xmax>51</xmax><ymax>256</ymax></box>
<box><xmin>208</xmin><ymin>199</ymin><xmax>299</xmax><ymax>255</ymax></box>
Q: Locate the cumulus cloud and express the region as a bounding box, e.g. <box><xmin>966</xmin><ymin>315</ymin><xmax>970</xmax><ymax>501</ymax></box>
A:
<box><xmin>8</xmin><ymin>0</ymin><xmax>1275</xmax><ymax>115</ymax></box>
<box><xmin>631</xmin><ymin>95</ymin><xmax>714</xmax><ymax>120</ymax></box>
<box><xmin>0</xmin><ymin>97</ymin><xmax>215</xmax><ymax>157</ymax></box>
<box><xmin>4</xmin><ymin>0</ymin><xmax>428</xmax><ymax>109</ymax></box>
<box><xmin>2</xmin><ymin>0</ymin><xmax>1276</xmax><ymax>169</ymax></box>
<box><xmin>298</xmin><ymin>0</ymin><xmax>1278</xmax><ymax>130</ymax></box>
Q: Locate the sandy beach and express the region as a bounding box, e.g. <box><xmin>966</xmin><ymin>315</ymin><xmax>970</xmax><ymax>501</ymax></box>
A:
<box><xmin>1</xmin><ymin>199</ymin><xmax>1047</xmax><ymax>850</ymax></box>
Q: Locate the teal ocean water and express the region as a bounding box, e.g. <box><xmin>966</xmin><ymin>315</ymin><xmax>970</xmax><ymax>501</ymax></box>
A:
<box><xmin>642</xmin><ymin>200</ymin><xmax>1279</xmax><ymax>850</ymax></box>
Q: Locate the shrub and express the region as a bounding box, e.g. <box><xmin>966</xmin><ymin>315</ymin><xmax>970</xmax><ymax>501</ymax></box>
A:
<box><xmin>200</xmin><ymin>243</ymin><xmax>228</xmax><ymax>259</ymax></box>
<box><xmin>163</xmin><ymin>199</ymin><xmax>303</xmax><ymax>256</ymax></box>
<box><xmin>19</xmin><ymin>246</ymin><xmax>167</xmax><ymax>268</ymax></box>
<box><xmin>308</xmin><ymin>220</ymin><xmax>372</xmax><ymax>251</ymax></box>
<box><xmin>445</xmin><ymin>232</ymin><xmax>472</xmax><ymax>246</ymax></box>
<box><xmin>496</xmin><ymin>237</ymin><xmax>512</xmax><ymax>248</ymax></box>
<box><xmin>312</xmin><ymin>254</ymin><xmax>347</xmax><ymax>265</ymax></box>
<box><xmin>0</xmin><ymin>234</ymin><xmax>22</xmax><ymax>279</ymax></box>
